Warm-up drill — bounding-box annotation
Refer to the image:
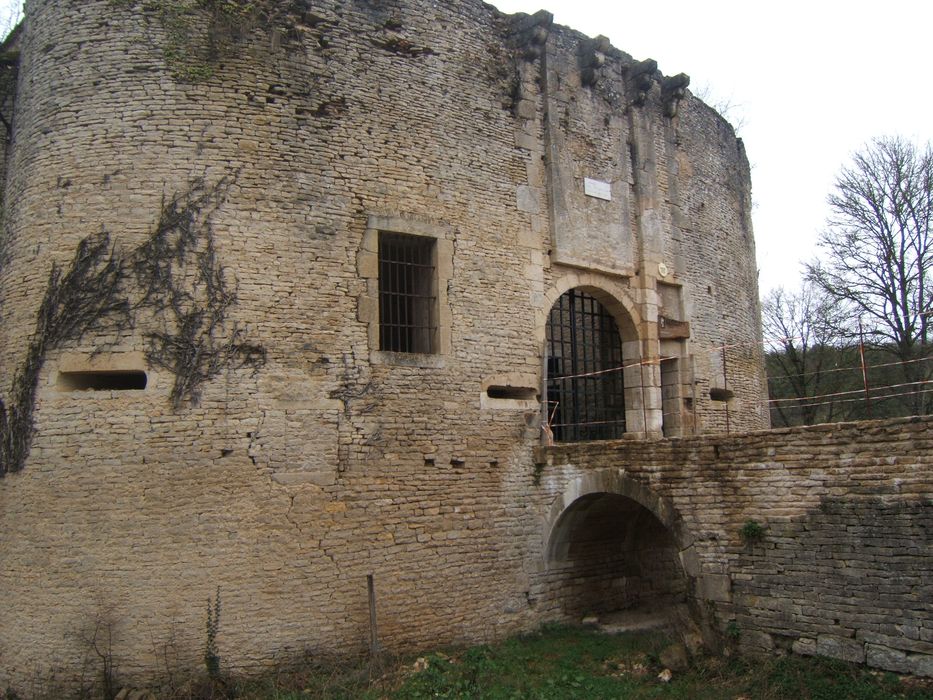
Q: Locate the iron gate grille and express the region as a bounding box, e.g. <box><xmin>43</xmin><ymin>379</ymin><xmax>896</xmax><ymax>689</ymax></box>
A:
<box><xmin>546</xmin><ymin>289</ymin><xmax>626</xmax><ymax>441</ymax></box>
<box><xmin>378</xmin><ymin>232</ymin><xmax>437</xmax><ymax>353</ymax></box>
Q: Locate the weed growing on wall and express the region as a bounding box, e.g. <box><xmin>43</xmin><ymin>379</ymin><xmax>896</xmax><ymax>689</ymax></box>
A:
<box><xmin>76</xmin><ymin>611</ymin><xmax>119</xmax><ymax>700</ymax></box>
<box><xmin>110</xmin><ymin>0</ymin><xmax>316</xmax><ymax>80</ymax></box>
<box><xmin>204</xmin><ymin>587</ymin><xmax>222</xmax><ymax>680</ymax></box>
<box><xmin>739</xmin><ymin>519</ymin><xmax>766</xmax><ymax>543</ymax></box>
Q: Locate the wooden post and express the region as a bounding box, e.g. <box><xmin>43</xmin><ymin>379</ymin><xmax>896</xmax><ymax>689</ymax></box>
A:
<box><xmin>367</xmin><ymin>574</ymin><xmax>378</xmax><ymax>657</ymax></box>
<box><xmin>858</xmin><ymin>318</ymin><xmax>873</xmax><ymax>418</ymax></box>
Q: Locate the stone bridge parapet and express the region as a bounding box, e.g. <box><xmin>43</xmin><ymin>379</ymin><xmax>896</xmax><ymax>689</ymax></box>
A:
<box><xmin>534</xmin><ymin>416</ymin><xmax>933</xmax><ymax>676</ymax></box>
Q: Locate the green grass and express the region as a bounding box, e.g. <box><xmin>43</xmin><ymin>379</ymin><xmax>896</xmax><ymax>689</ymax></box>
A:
<box><xmin>362</xmin><ymin>626</ymin><xmax>930</xmax><ymax>700</ymax></box>
<box><xmin>176</xmin><ymin>625</ymin><xmax>933</xmax><ymax>700</ymax></box>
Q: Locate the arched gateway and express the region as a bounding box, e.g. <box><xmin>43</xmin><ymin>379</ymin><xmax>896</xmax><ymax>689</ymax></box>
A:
<box><xmin>540</xmin><ymin>280</ymin><xmax>660</xmax><ymax>439</ymax></box>
<box><xmin>545</xmin><ymin>289</ymin><xmax>627</xmax><ymax>441</ymax></box>
<box><xmin>540</xmin><ymin>470</ymin><xmax>696</xmax><ymax>623</ymax></box>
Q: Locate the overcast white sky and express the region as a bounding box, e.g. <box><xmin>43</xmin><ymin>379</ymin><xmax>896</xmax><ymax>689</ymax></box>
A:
<box><xmin>3</xmin><ymin>1</ymin><xmax>931</xmax><ymax>297</ymax></box>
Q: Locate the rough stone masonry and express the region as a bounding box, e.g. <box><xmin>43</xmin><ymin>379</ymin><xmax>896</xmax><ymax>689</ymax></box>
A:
<box><xmin>0</xmin><ymin>0</ymin><xmax>926</xmax><ymax>692</ymax></box>
<box><xmin>539</xmin><ymin>416</ymin><xmax>933</xmax><ymax>678</ymax></box>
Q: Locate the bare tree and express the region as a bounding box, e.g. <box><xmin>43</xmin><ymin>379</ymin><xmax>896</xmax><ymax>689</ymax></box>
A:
<box><xmin>762</xmin><ymin>283</ymin><xmax>850</xmax><ymax>425</ymax></box>
<box><xmin>806</xmin><ymin>136</ymin><xmax>933</xmax><ymax>414</ymax></box>
<box><xmin>691</xmin><ymin>81</ymin><xmax>747</xmax><ymax>133</ymax></box>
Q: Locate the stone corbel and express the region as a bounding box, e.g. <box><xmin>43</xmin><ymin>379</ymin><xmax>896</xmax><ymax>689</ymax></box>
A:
<box><xmin>508</xmin><ymin>10</ymin><xmax>553</xmax><ymax>60</ymax></box>
<box><xmin>579</xmin><ymin>35</ymin><xmax>612</xmax><ymax>87</ymax></box>
<box><xmin>627</xmin><ymin>58</ymin><xmax>658</xmax><ymax>106</ymax></box>
<box><xmin>662</xmin><ymin>73</ymin><xmax>690</xmax><ymax>118</ymax></box>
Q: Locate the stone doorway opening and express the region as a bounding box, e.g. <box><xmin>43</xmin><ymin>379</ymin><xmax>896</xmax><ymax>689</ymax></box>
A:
<box><xmin>544</xmin><ymin>491</ymin><xmax>691</xmax><ymax>633</ymax></box>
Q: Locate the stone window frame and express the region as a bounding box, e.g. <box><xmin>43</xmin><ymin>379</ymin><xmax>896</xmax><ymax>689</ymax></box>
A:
<box><xmin>358</xmin><ymin>215</ymin><xmax>453</xmax><ymax>367</ymax></box>
<box><xmin>377</xmin><ymin>231</ymin><xmax>437</xmax><ymax>354</ymax></box>
<box><xmin>536</xmin><ymin>273</ymin><xmax>662</xmax><ymax>439</ymax></box>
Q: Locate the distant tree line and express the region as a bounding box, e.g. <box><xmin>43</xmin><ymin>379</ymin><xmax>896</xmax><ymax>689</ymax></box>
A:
<box><xmin>764</xmin><ymin>136</ymin><xmax>933</xmax><ymax>427</ymax></box>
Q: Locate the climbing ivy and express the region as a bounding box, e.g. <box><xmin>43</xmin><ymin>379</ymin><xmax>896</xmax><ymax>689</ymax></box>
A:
<box><xmin>0</xmin><ymin>174</ymin><xmax>265</xmax><ymax>477</ymax></box>
<box><xmin>134</xmin><ymin>175</ymin><xmax>265</xmax><ymax>409</ymax></box>
<box><xmin>0</xmin><ymin>233</ymin><xmax>128</xmax><ymax>476</ymax></box>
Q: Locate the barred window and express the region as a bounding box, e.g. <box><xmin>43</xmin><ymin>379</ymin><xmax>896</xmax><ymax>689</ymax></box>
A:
<box><xmin>546</xmin><ymin>289</ymin><xmax>626</xmax><ymax>441</ymax></box>
<box><xmin>378</xmin><ymin>232</ymin><xmax>437</xmax><ymax>353</ymax></box>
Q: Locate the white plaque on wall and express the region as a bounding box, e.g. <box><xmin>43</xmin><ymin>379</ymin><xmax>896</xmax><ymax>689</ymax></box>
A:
<box><xmin>584</xmin><ymin>178</ymin><xmax>612</xmax><ymax>201</ymax></box>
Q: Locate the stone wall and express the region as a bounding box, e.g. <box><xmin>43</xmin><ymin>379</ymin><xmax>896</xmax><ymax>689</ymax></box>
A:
<box><xmin>4</xmin><ymin>398</ymin><xmax>930</xmax><ymax>692</ymax></box>
<box><xmin>538</xmin><ymin>416</ymin><xmax>933</xmax><ymax>677</ymax></box>
<box><xmin>0</xmin><ymin>0</ymin><xmax>783</xmax><ymax>692</ymax></box>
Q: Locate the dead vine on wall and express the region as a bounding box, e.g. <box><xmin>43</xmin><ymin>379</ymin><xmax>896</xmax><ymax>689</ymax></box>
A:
<box><xmin>0</xmin><ymin>233</ymin><xmax>128</xmax><ymax>476</ymax></box>
<box><xmin>0</xmin><ymin>175</ymin><xmax>265</xmax><ymax>476</ymax></box>
<box><xmin>134</xmin><ymin>176</ymin><xmax>265</xmax><ymax>409</ymax></box>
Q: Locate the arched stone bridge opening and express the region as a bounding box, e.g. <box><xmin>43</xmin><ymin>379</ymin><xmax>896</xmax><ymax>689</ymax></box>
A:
<box><xmin>537</xmin><ymin>469</ymin><xmax>701</xmax><ymax>632</ymax></box>
<box><xmin>529</xmin><ymin>419</ymin><xmax>933</xmax><ymax>678</ymax></box>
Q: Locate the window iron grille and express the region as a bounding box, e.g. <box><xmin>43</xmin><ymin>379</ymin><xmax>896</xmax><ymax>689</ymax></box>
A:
<box><xmin>546</xmin><ymin>289</ymin><xmax>626</xmax><ymax>441</ymax></box>
<box><xmin>378</xmin><ymin>232</ymin><xmax>437</xmax><ymax>353</ymax></box>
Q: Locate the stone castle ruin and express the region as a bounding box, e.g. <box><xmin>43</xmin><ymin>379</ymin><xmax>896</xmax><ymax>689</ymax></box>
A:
<box><xmin>0</xmin><ymin>0</ymin><xmax>929</xmax><ymax>691</ymax></box>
